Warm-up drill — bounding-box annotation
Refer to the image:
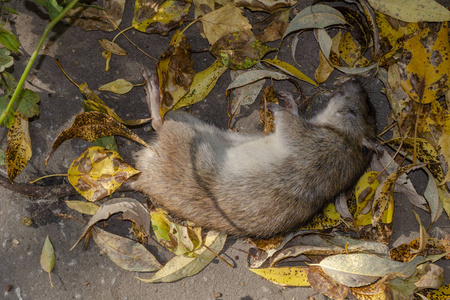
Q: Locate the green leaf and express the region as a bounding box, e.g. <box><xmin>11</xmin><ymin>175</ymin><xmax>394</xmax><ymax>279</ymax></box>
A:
<box><xmin>1</xmin><ymin>6</ymin><xmax>19</xmax><ymax>15</ymax></box>
<box><xmin>34</xmin><ymin>0</ymin><xmax>63</xmax><ymax>20</ymax></box>
<box><xmin>93</xmin><ymin>135</ymin><xmax>118</xmax><ymax>152</ymax></box>
<box><xmin>0</xmin><ymin>149</ymin><xmax>6</xmax><ymax>166</ymax></box>
<box><xmin>0</xmin><ymin>48</ymin><xmax>13</xmax><ymax>72</ymax></box>
<box><xmin>16</xmin><ymin>89</ymin><xmax>40</xmax><ymax>118</ymax></box>
<box><xmin>0</xmin><ymin>26</ymin><xmax>20</xmax><ymax>53</ymax></box>
<box><xmin>0</xmin><ymin>95</ymin><xmax>15</xmax><ymax>128</ymax></box>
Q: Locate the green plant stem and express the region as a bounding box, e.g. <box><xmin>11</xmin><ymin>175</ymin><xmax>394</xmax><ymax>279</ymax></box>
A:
<box><xmin>0</xmin><ymin>0</ymin><xmax>79</xmax><ymax>126</ymax></box>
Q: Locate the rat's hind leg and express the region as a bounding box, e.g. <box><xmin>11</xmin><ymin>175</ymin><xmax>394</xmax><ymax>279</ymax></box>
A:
<box><xmin>276</xmin><ymin>91</ymin><xmax>299</xmax><ymax>117</ymax></box>
<box><xmin>142</xmin><ymin>68</ymin><xmax>162</xmax><ymax>130</ymax></box>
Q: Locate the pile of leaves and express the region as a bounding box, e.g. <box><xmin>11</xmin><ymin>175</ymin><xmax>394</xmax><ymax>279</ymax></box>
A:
<box><xmin>1</xmin><ymin>0</ymin><xmax>450</xmax><ymax>299</ymax></box>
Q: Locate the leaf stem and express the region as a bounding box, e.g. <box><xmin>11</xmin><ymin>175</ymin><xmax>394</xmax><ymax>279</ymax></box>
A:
<box><xmin>0</xmin><ymin>0</ymin><xmax>80</xmax><ymax>126</ymax></box>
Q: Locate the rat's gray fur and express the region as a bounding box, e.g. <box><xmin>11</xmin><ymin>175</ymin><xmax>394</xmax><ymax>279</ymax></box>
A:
<box><xmin>132</xmin><ymin>71</ymin><xmax>376</xmax><ymax>238</ymax></box>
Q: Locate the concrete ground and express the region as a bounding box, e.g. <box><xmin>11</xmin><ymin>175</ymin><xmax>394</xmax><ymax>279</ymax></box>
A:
<box><xmin>1</xmin><ymin>0</ymin><xmax>449</xmax><ymax>299</ymax></box>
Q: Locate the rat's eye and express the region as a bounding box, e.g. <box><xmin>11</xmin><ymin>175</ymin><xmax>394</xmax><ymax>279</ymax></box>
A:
<box><xmin>362</xmin><ymin>145</ymin><xmax>369</xmax><ymax>156</ymax></box>
<box><xmin>347</xmin><ymin>108</ymin><xmax>357</xmax><ymax>117</ymax></box>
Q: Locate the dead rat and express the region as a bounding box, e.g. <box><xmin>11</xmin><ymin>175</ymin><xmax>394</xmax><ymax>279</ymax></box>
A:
<box><xmin>131</xmin><ymin>69</ymin><xmax>377</xmax><ymax>238</ymax></box>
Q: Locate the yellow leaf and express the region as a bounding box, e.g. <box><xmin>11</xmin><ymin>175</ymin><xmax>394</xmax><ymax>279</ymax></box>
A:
<box><xmin>398</xmin><ymin>22</ymin><xmax>449</xmax><ymax>104</ymax></box>
<box><xmin>99</xmin><ymin>79</ymin><xmax>133</xmax><ymax>94</ymax></box>
<box><xmin>68</xmin><ymin>146</ymin><xmax>140</xmax><ymax>202</ymax></box>
<box><xmin>6</xmin><ymin>113</ymin><xmax>32</xmax><ymax>182</ymax></box>
<box><xmin>368</xmin><ymin>0</ymin><xmax>450</xmax><ymax>23</ymax></box>
<box><xmin>172</xmin><ymin>59</ymin><xmax>227</xmax><ymax>110</ymax></box>
<box><xmin>133</xmin><ymin>0</ymin><xmax>191</xmax><ymax>34</ymax></box>
<box><xmin>299</xmin><ymin>203</ymin><xmax>341</xmax><ymax>230</ymax></box>
<box><xmin>339</xmin><ymin>32</ymin><xmax>370</xmax><ymax>68</ymax></box>
<box><xmin>64</xmin><ymin>200</ymin><xmax>100</xmax><ymax>215</ymax></box>
<box><xmin>427</xmin><ymin>283</ymin><xmax>450</xmax><ymax>299</ymax></box>
<box><xmin>200</xmin><ymin>5</ymin><xmax>252</xmax><ymax>45</ymax></box>
<box><xmin>150</xmin><ymin>208</ymin><xmax>202</xmax><ymax>255</ymax></box>
<box><xmin>249</xmin><ymin>267</ymin><xmax>310</xmax><ymax>286</ymax></box>
<box><xmin>438</xmin><ymin>117</ymin><xmax>450</xmax><ymax>185</ymax></box>
<box><xmin>262</xmin><ymin>59</ymin><xmax>317</xmax><ymax>86</ymax></box>
<box><xmin>354</xmin><ymin>171</ymin><xmax>380</xmax><ymax>227</ymax></box>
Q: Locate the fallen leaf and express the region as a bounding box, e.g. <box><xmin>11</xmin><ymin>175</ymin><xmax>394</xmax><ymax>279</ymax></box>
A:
<box><xmin>283</xmin><ymin>4</ymin><xmax>346</xmax><ymax>39</ymax></box>
<box><xmin>133</xmin><ymin>0</ymin><xmax>191</xmax><ymax>35</ymax></box>
<box><xmin>40</xmin><ymin>235</ymin><xmax>55</xmax><ymax>287</ymax></box>
<box><xmin>398</xmin><ymin>22</ymin><xmax>449</xmax><ymax>104</ymax></box>
<box><xmin>6</xmin><ymin>113</ymin><xmax>32</xmax><ymax>182</ymax></box>
<box><xmin>250</xmin><ymin>266</ymin><xmax>310</xmax><ymax>287</ymax></box>
<box><xmin>226</xmin><ymin>69</ymin><xmax>288</xmax><ymax>91</ymax></box>
<box><xmin>137</xmin><ymin>231</ymin><xmax>227</xmax><ymax>283</ymax></box>
<box><xmin>262</xmin><ymin>59</ymin><xmax>317</xmax><ymax>86</ymax></box>
<box><xmin>66</xmin><ymin>0</ymin><xmax>126</xmax><ymax>31</ymax></box>
<box><xmin>172</xmin><ymin>59</ymin><xmax>227</xmax><ymax>111</ymax></box>
<box><xmin>99</xmin><ymin>79</ymin><xmax>134</xmax><ymax>94</ymax></box>
<box><xmin>235</xmin><ymin>0</ymin><xmax>297</xmax><ymax>13</ymax></box>
<box><xmin>427</xmin><ymin>283</ymin><xmax>450</xmax><ymax>299</ymax></box>
<box><xmin>99</xmin><ymin>39</ymin><xmax>127</xmax><ymax>56</ymax></box>
<box><xmin>71</xmin><ymin>197</ymin><xmax>150</xmax><ymax>250</ymax></box>
<box><xmin>229</xmin><ymin>69</ymin><xmax>265</xmax><ymax>116</ymax></box>
<box><xmin>368</xmin><ymin>0</ymin><xmax>450</xmax><ymax>23</ymax></box>
<box><xmin>46</xmin><ymin>111</ymin><xmax>151</xmax><ymax>164</ymax></box>
<box><xmin>200</xmin><ymin>4</ymin><xmax>252</xmax><ymax>45</ymax></box>
<box><xmin>259</xmin><ymin>86</ymin><xmax>278</xmax><ymax>134</ymax></box>
<box><xmin>315</xmin><ymin>254</ymin><xmax>427</xmax><ymax>287</ymax></box>
<box><xmin>372</xmin><ymin>164</ymin><xmax>425</xmax><ymax>226</ymax></box>
<box><xmin>92</xmin><ymin>226</ymin><xmax>162</xmax><ymax>272</ymax></box>
<box><xmin>64</xmin><ymin>200</ymin><xmax>100</xmax><ymax>215</ymax></box>
<box><xmin>150</xmin><ymin>208</ymin><xmax>202</xmax><ymax>255</ymax></box>
<box><xmin>210</xmin><ymin>31</ymin><xmax>275</xmax><ymax>69</ymax></box>
<box><xmin>307</xmin><ymin>266</ymin><xmax>348</xmax><ymax>300</ymax></box>
<box><xmin>157</xmin><ymin>30</ymin><xmax>195</xmax><ymax>115</ymax></box>
<box><xmin>350</xmin><ymin>281</ymin><xmax>388</xmax><ymax>300</ymax></box>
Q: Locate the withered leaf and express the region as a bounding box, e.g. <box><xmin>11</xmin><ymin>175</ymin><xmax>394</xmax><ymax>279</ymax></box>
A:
<box><xmin>83</xmin><ymin>100</ymin><xmax>151</xmax><ymax>126</ymax></box>
<box><xmin>307</xmin><ymin>266</ymin><xmax>348</xmax><ymax>300</ymax></box>
<box><xmin>98</xmin><ymin>39</ymin><xmax>127</xmax><ymax>56</ymax></box>
<box><xmin>372</xmin><ymin>164</ymin><xmax>425</xmax><ymax>226</ymax></box>
<box><xmin>235</xmin><ymin>0</ymin><xmax>296</xmax><ymax>13</ymax></box>
<box><xmin>66</xmin><ymin>0</ymin><xmax>126</xmax><ymax>31</ymax></box>
<box><xmin>200</xmin><ymin>5</ymin><xmax>252</xmax><ymax>46</ymax></box>
<box><xmin>157</xmin><ymin>30</ymin><xmax>195</xmax><ymax>115</ymax></box>
<box><xmin>46</xmin><ymin>111</ymin><xmax>151</xmax><ymax>164</ymax></box>
<box><xmin>71</xmin><ymin>197</ymin><xmax>150</xmax><ymax>250</ymax></box>
<box><xmin>133</xmin><ymin>0</ymin><xmax>191</xmax><ymax>35</ymax></box>
<box><xmin>92</xmin><ymin>226</ymin><xmax>162</xmax><ymax>272</ymax></box>
<box><xmin>398</xmin><ymin>22</ymin><xmax>449</xmax><ymax>104</ymax></box>
<box><xmin>259</xmin><ymin>86</ymin><xmax>278</xmax><ymax>134</ymax></box>
<box><xmin>6</xmin><ymin>113</ymin><xmax>32</xmax><ymax>182</ymax></box>
<box><xmin>68</xmin><ymin>147</ymin><xmax>139</xmax><ymax>202</ymax></box>
<box><xmin>137</xmin><ymin>231</ymin><xmax>227</xmax><ymax>283</ymax></box>
<box><xmin>172</xmin><ymin>59</ymin><xmax>227</xmax><ymax>111</ymax></box>
<box><xmin>210</xmin><ymin>31</ymin><xmax>275</xmax><ymax>70</ymax></box>
<box><xmin>150</xmin><ymin>208</ymin><xmax>202</xmax><ymax>256</ymax></box>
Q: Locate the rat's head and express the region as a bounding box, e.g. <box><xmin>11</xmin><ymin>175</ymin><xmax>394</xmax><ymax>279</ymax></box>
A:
<box><xmin>312</xmin><ymin>77</ymin><xmax>377</xmax><ymax>142</ymax></box>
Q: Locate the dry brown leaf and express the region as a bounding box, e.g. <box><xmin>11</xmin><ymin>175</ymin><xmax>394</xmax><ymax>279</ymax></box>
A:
<box><xmin>46</xmin><ymin>111</ymin><xmax>151</xmax><ymax>164</ymax></box>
